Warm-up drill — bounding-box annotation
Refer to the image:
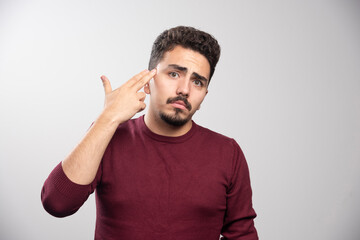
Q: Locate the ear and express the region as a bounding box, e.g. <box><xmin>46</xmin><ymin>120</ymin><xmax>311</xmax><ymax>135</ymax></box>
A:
<box><xmin>144</xmin><ymin>83</ymin><xmax>150</xmax><ymax>94</ymax></box>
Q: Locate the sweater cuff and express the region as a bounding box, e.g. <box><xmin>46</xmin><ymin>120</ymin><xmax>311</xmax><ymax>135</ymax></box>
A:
<box><xmin>50</xmin><ymin>162</ymin><xmax>93</xmax><ymax>199</ymax></box>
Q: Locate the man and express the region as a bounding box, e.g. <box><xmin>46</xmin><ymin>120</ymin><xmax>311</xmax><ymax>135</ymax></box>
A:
<box><xmin>41</xmin><ymin>26</ymin><xmax>258</xmax><ymax>240</ymax></box>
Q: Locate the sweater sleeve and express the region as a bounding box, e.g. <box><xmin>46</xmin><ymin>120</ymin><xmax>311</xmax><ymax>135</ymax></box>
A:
<box><xmin>221</xmin><ymin>140</ymin><xmax>258</xmax><ymax>240</ymax></box>
<box><xmin>41</xmin><ymin>162</ymin><xmax>100</xmax><ymax>218</ymax></box>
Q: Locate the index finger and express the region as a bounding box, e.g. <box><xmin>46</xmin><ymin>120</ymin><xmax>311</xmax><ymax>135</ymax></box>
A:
<box><xmin>133</xmin><ymin>68</ymin><xmax>157</xmax><ymax>90</ymax></box>
<box><xmin>125</xmin><ymin>69</ymin><xmax>150</xmax><ymax>87</ymax></box>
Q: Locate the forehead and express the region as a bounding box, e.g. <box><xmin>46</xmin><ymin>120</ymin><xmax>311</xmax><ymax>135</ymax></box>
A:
<box><xmin>157</xmin><ymin>46</ymin><xmax>211</xmax><ymax>79</ymax></box>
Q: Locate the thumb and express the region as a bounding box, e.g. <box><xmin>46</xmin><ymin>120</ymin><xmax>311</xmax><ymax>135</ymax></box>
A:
<box><xmin>100</xmin><ymin>75</ymin><xmax>112</xmax><ymax>94</ymax></box>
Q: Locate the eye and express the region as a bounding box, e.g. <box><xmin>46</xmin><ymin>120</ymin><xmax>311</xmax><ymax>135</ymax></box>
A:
<box><xmin>169</xmin><ymin>72</ymin><xmax>179</xmax><ymax>78</ymax></box>
<box><xmin>193</xmin><ymin>79</ymin><xmax>204</xmax><ymax>87</ymax></box>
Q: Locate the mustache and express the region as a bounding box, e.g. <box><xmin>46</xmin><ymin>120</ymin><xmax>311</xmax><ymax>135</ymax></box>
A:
<box><xmin>166</xmin><ymin>95</ymin><xmax>192</xmax><ymax>111</ymax></box>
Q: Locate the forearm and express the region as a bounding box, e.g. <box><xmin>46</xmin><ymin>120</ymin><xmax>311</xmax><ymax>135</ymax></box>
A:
<box><xmin>59</xmin><ymin>70</ymin><xmax>156</xmax><ymax>185</ymax></box>
<box><xmin>62</xmin><ymin>111</ymin><xmax>121</xmax><ymax>185</ymax></box>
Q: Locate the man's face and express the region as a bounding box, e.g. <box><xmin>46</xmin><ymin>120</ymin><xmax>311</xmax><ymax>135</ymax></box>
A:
<box><xmin>145</xmin><ymin>45</ymin><xmax>210</xmax><ymax>126</ymax></box>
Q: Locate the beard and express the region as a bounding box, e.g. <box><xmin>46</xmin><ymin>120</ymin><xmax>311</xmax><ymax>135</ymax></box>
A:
<box><xmin>159</xmin><ymin>108</ymin><xmax>192</xmax><ymax>126</ymax></box>
<box><xmin>159</xmin><ymin>95</ymin><xmax>193</xmax><ymax>126</ymax></box>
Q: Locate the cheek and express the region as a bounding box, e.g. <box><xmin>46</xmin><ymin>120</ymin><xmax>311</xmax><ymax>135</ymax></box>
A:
<box><xmin>149</xmin><ymin>78</ymin><xmax>168</xmax><ymax>102</ymax></box>
<box><xmin>190</xmin><ymin>93</ymin><xmax>206</xmax><ymax>108</ymax></box>
<box><xmin>152</xmin><ymin>76</ymin><xmax>177</xmax><ymax>95</ymax></box>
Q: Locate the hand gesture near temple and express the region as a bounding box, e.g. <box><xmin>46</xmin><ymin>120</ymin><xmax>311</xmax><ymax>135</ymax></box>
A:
<box><xmin>100</xmin><ymin>69</ymin><xmax>156</xmax><ymax>125</ymax></box>
<box><xmin>62</xmin><ymin>69</ymin><xmax>156</xmax><ymax>185</ymax></box>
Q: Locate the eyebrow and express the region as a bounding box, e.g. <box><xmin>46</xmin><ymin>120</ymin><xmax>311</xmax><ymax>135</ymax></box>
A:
<box><xmin>167</xmin><ymin>64</ymin><xmax>209</xmax><ymax>84</ymax></box>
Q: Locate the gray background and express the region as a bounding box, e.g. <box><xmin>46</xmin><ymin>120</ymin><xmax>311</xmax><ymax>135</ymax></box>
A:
<box><xmin>1</xmin><ymin>0</ymin><xmax>359</xmax><ymax>239</ymax></box>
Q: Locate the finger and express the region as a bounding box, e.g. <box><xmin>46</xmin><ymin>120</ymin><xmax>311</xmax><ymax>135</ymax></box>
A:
<box><xmin>101</xmin><ymin>75</ymin><xmax>112</xmax><ymax>94</ymax></box>
<box><xmin>126</xmin><ymin>69</ymin><xmax>150</xmax><ymax>87</ymax></box>
<box><xmin>137</xmin><ymin>92</ymin><xmax>146</xmax><ymax>102</ymax></box>
<box><xmin>137</xmin><ymin>102</ymin><xmax>146</xmax><ymax>112</ymax></box>
<box><xmin>134</xmin><ymin>68</ymin><xmax>157</xmax><ymax>91</ymax></box>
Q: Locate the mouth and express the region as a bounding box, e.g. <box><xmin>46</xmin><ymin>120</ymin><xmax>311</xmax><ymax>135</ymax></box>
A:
<box><xmin>167</xmin><ymin>97</ymin><xmax>192</xmax><ymax>111</ymax></box>
<box><xmin>170</xmin><ymin>101</ymin><xmax>187</xmax><ymax>110</ymax></box>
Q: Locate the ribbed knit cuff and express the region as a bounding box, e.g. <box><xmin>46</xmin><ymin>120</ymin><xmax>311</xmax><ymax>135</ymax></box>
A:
<box><xmin>50</xmin><ymin>162</ymin><xmax>93</xmax><ymax>199</ymax></box>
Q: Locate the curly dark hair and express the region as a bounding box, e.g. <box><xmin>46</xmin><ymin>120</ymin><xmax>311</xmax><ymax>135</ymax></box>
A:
<box><xmin>148</xmin><ymin>26</ymin><xmax>221</xmax><ymax>82</ymax></box>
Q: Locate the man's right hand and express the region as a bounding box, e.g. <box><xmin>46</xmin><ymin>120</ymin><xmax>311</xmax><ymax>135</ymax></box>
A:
<box><xmin>100</xmin><ymin>69</ymin><xmax>157</xmax><ymax>125</ymax></box>
<box><xmin>62</xmin><ymin>69</ymin><xmax>156</xmax><ymax>185</ymax></box>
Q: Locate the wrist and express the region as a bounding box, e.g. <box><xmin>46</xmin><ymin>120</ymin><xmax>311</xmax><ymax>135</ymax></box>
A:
<box><xmin>96</xmin><ymin>110</ymin><xmax>124</xmax><ymax>129</ymax></box>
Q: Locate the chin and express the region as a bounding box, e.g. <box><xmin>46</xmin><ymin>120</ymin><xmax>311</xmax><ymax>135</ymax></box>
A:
<box><xmin>159</xmin><ymin>110</ymin><xmax>192</xmax><ymax>127</ymax></box>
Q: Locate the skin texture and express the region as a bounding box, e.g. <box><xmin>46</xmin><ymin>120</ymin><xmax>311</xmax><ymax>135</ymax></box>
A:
<box><xmin>144</xmin><ymin>45</ymin><xmax>210</xmax><ymax>137</ymax></box>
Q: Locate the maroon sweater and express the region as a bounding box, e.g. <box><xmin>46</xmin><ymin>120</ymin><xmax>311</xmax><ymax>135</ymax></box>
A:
<box><xmin>41</xmin><ymin>116</ymin><xmax>258</xmax><ymax>240</ymax></box>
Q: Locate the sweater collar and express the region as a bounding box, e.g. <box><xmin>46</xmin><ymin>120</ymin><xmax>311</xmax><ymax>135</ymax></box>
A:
<box><xmin>138</xmin><ymin>115</ymin><xmax>197</xmax><ymax>143</ymax></box>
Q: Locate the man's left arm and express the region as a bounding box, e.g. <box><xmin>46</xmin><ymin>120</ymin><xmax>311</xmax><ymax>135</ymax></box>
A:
<box><xmin>221</xmin><ymin>140</ymin><xmax>258</xmax><ymax>240</ymax></box>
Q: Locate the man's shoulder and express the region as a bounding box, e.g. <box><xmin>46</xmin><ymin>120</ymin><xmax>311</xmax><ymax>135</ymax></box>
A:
<box><xmin>113</xmin><ymin>117</ymin><xmax>142</xmax><ymax>137</ymax></box>
<box><xmin>117</xmin><ymin>117</ymin><xmax>139</xmax><ymax>129</ymax></box>
<box><xmin>195</xmin><ymin>123</ymin><xmax>238</xmax><ymax>147</ymax></box>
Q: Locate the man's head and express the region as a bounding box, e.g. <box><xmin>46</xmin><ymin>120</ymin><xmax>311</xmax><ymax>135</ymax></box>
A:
<box><xmin>145</xmin><ymin>26</ymin><xmax>220</xmax><ymax>128</ymax></box>
<box><xmin>148</xmin><ymin>26</ymin><xmax>221</xmax><ymax>82</ymax></box>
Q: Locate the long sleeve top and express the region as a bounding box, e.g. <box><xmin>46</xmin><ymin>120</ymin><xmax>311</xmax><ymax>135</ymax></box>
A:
<box><xmin>41</xmin><ymin>116</ymin><xmax>258</xmax><ymax>240</ymax></box>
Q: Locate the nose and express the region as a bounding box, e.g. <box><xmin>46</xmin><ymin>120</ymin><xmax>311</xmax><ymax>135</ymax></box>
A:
<box><xmin>176</xmin><ymin>78</ymin><xmax>190</xmax><ymax>97</ymax></box>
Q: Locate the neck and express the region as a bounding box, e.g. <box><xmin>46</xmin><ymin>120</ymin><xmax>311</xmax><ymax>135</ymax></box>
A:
<box><xmin>144</xmin><ymin>111</ymin><xmax>193</xmax><ymax>137</ymax></box>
